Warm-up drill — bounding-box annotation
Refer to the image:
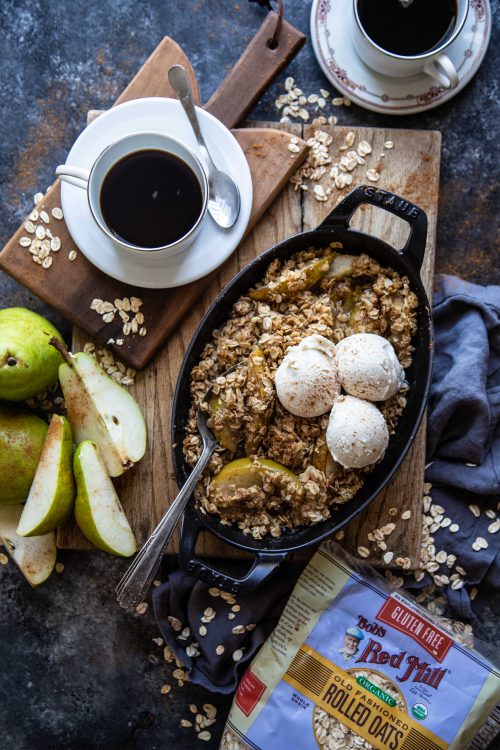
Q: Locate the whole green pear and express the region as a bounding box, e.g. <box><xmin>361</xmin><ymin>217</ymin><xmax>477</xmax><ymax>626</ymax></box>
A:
<box><xmin>0</xmin><ymin>307</ymin><xmax>65</xmax><ymax>401</ymax></box>
<box><xmin>0</xmin><ymin>404</ymin><xmax>48</xmax><ymax>503</ymax></box>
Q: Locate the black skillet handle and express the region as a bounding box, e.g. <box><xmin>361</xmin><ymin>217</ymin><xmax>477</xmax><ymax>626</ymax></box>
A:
<box><xmin>319</xmin><ymin>185</ymin><xmax>428</xmax><ymax>272</ymax></box>
<box><xmin>179</xmin><ymin>511</ymin><xmax>287</xmax><ymax>595</ymax></box>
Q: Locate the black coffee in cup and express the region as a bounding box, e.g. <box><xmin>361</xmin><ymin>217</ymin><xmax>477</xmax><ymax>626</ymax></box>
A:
<box><xmin>100</xmin><ymin>149</ymin><xmax>204</xmax><ymax>249</ymax></box>
<box><xmin>356</xmin><ymin>0</ymin><xmax>457</xmax><ymax>57</ymax></box>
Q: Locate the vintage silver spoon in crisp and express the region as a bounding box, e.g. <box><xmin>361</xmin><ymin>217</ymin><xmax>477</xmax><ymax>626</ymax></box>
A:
<box><xmin>115</xmin><ymin>368</ymin><xmax>235</xmax><ymax>609</ymax></box>
<box><xmin>168</xmin><ymin>63</ymin><xmax>241</xmax><ymax>229</ymax></box>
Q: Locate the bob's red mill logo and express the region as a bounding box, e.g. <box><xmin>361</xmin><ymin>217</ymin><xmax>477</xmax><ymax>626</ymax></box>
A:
<box><xmin>375</xmin><ymin>595</ymin><xmax>453</xmax><ymax>662</ymax></box>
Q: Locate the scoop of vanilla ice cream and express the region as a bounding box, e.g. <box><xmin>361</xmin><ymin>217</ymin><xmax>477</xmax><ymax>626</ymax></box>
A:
<box><xmin>336</xmin><ymin>333</ymin><xmax>404</xmax><ymax>401</ymax></box>
<box><xmin>274</xmin><ymin>334</ymin><xmax>340</xmax><ymax>418</ymax></box>
<box><xmin>326</xmin><ymin>395</ymin><xmax>389</xmax><ymax>468</ymax></box>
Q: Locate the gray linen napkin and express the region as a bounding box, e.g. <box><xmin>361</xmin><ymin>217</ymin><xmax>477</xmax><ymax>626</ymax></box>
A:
<box><xmin>153</xmin><ymin>274</ymin><xmax>500</xmax><ymax>691</ymax></box>
<box><xmin>406</xmin><ymin>275</ymin><xmax>500</xmax><ymax>623</ymax></box>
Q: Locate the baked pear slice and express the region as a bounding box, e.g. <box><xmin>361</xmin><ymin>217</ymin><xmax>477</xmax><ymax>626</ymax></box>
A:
<box><xmin>17</xmin><ymin>415</ymin><xmax>75</xmax><ymax>536</ymax></box>
<box><xmin>244</xmin><ymin>348</ymin><xmax>274</xmax><ymax>455</ymax></box>
<box><xmin>0</xmin><ymin>504</ymin><xmax>56</xmax><ymax>586</ymax></box>
<box><xmin>73</xmin><ymin>441</ymin><xmax>137</xmax><ymax>557</ymax></box>
<box><xmin>210</xmin><ymin>457</ymin><xmax>303</xmax><ymax>506</ymax></box>
<box><xmin>249</xmin><ymin>255</ymin><xmax>334</xmax><ymax>301</ymax></box>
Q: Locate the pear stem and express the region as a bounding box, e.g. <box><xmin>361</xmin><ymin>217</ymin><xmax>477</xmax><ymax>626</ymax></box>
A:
<box><xmin>49</xmin><ymin>336</ymin><xmax>72</xmax><ymax>366</ymax></box>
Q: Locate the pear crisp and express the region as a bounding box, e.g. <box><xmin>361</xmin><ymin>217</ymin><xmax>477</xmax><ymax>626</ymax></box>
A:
<box><xmin>183</xmin><ymin>247</ymin><xmax>418</xmax><ymax>539</ymax></box>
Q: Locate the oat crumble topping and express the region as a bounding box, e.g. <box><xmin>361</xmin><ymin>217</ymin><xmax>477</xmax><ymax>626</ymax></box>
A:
<box><xmin>183</xmin><ymin>248</ymin><xmax>418</xmax><ymax>540</ymax></box>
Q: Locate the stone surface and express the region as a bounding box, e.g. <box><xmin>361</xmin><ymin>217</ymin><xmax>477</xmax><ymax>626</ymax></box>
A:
<box><xmin>0</xmin><ymin>1</ymin><xmax>499</xmax><ymax>748</ymax></box>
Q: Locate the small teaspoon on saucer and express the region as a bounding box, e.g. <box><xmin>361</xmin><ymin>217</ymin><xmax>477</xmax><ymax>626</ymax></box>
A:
<box><xmin>168</xmin><ymin>64</ymin><xmax>241</xmax><ymax>230</ymax></box>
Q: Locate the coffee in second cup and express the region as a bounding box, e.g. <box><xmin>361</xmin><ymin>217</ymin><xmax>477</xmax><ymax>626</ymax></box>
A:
<box><xmin>356</xmin><ymin>0</ymin><xmax>458</xmax><ymax>57</ymax></box>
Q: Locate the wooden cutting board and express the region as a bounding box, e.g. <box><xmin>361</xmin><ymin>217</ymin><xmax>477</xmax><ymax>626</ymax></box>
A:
<box><xmin>0</xmin><ymin>20</ymin><xmax>308</xmax><ymax>370</ymax></box>
<box><xmin>58</xmin><ymin>123</ymin><xmax>441</xmax><ymax>572</ymax></box>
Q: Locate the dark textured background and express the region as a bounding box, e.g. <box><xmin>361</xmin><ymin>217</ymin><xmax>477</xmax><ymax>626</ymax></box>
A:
<box><xmin>0</xmin><ymin>1</ymin><xmax>499</xmax><ymax>748</ymax></box>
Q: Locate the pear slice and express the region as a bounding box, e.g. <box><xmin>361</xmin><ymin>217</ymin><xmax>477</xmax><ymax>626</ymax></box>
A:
<box><xmin>249</xmin><ymin>255</ymin><xmax>334</xmax><ymax>301</ymax></box>
<box><xmin>73</xmin><ymin>441</ymin><xmax>137</xmax><ymax>557</ymax></box>
<box><xmin>0</xmin><ymin>504</ymin><xmax>56</xmax><ymax>586</ymax></box>
<box><xmin>17</xmin><ymin>414</ymin><xmax>75</xmax><ymax>537</ymax></box>
<box><xmin>211</xmin><ymin>457</ymin><xmax>303</xmax><ymax>504</ymax></box>
<box><xmin>59</xmin><ymin>352</ymin><xmax>146</xmax><ymax>477</ymax></box>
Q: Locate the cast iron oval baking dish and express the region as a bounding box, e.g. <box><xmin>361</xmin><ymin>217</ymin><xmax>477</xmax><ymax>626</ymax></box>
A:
<box><xmin>171</xmin><ymin>186</ymin><xmax>433</xmax><ymax>593</ymax></box>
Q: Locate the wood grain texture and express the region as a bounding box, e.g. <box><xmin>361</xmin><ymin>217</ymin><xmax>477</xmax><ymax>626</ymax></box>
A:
<box><xmin>205</xmin><ymin>11</ymin><xmax>306</xmax><ymax>129</ymax></box>
<box><xmin>0</xmin><ymin>37</ymin><xmax>308</xmax><ymax>370</ymax></box>
<box><xmin>59</xmin><ymin>123</ymin><xmax>441</xmax><ymax>575</ymax></box>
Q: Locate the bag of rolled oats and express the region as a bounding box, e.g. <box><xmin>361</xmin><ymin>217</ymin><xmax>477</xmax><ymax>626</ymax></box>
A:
<box><xmin>220</xmin><ymin>544</ymin><xmax>500</xmax><ymax>750</ymax></box>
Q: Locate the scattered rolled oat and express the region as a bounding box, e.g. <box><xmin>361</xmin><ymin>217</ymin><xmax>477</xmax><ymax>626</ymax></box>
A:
<box><xmin>82</xmin><ymin>344</ymin><xmax>136</xmax><ymax>387</ymax></box>
<box><xmin>135</xmin><ymin>602</ymin><xmax>148</xmax><ymax>615</ymax></box>
<box><xmin>19</xmin><ymin>237</ymin><xmax>31</xmax><ymax>247</ymax></box>
<box><xmin>488</xmin><ymin>519</ymin><xmax>500</xmax><ymax>534</ymax></box>
<box><xmin>167</xmin><ymin>615</ymin><xmax>182</xmax><ymax>631</ymax></box>
<box><xmin>34</xmin><ymin>192</ymin><xmax>43</xmax><ymax>204</ymax></box>
<box><xmin>232</xmin><ymin>625</ymin><xmax>246</xmax><ymax>635</ymax></box>
<box><xmin>40</xmin><ymin>210</ymin><xmax>50</xmax><ymax>224</ymax></box>
<box><xmin>357</xmin><ymin>140</ymin><xmax>372</xmax><ymax>157</ymax></box>
<box><xmin>51</xmin><ymin>207</ymin><xmax>64</xmax><ymax>219</ymax></box>
<box><xmin>449</xmin><ymin>523</ymin><xmax>459</xmax><ymax>533</ymax></box>
<box><xmin>380</xmin><ymin>523</ymin><xmax>396</xmax><ymax>535</ymax></box>
<box><xmin>202</xmin><ymin>607</ymin><xmax>216</xmax><ymax>623</ymax></box>
<box><xmin>160</xmin><ymin>684</ymin><xmax>171</xmax><ymax>694</ymax></box>
<box><xmin>203</xmin><ymin>704</ymin><xmax>217</xmax><ymax>720</ymax></box>
<box><xmin>180</xmin><ymin>719</ymin><xmax>193</xmax><ymax>727</ymax></box>
<box><xmin>468</xmin><ymin>504</ymin><xmax>480</xmax><ymax>517</ymax></box>
<box><xmin>401</xmin><ymin>510</ymin><xmax>411</xmax><ymax>520</ymax></box>
<box><xmin>199</xmin><ymin>625</ymin><xmax>207</xmax><ymax>636</ymax></box>
<box><xmin>474</xmin><ymin>536</ymin><xmax>488</xmax><ymax>550</ymax></box>
<box><xmin>216</xmin><ymin>644</ymin><xmax>225</xmax><ymax>655</ymax></box>
<box><xmin>198</xmin><ymin>732</ymin><xmax>211</xmax><ymax>741</ymax></box>
<box><xmin>357</xmin><ymin>546</ymin><xmax>370</xmax><ymax>558</ymax></box>
<box><xmin>366</xmin><ymin>168</ymin><xmax>380</xmax><ymax>182</ymax></box>
<box><xmin>383</xmin><ymin>551</ymin><xmax>394</xmax><ymax>565</ymax></box>
<box><xmin>0</xmin><ymin>552</ymin><xmax>9</xmax><ymax>565</ymax></box>
<box><xmin>232</xmin><ymin>649</ymin><xmax>243</xmax><ymax>662</ymax></box>
<box><xmin>55</xmin><ymin>562</ymin><xmax>65</xmax><ymax>573</ymax></box>
<box><xmin>384</xmin><ymin>140</ymin><xmax>394</xmax><ymax>149</ymax></box>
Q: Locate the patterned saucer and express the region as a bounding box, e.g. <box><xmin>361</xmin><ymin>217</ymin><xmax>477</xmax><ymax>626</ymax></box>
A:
<box><xmin>310</xmin><ymin>0</ymin><xmax>491</xmax><ymax>114</ymax></box>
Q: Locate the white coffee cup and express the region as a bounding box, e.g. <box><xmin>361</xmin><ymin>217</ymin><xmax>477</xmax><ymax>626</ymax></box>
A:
<box><xmin>56</xmin><ymin>132</ymin><xmax>208</xmax><ymax>256</ymax></box>
<box><xmin>351</xmin><ymin>0</ymin><xmax>469</xmax><ymax>89</ymax></box>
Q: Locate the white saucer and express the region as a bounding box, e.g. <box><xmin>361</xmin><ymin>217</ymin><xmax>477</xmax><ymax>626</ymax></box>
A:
<box><xmin>60</xmin><ymin>98</ymin><xmax>253</xmax><ymax>288</ymax></box>
<box><xmin>310</xmin><ymin>0</ymin><xmax>491</xmax><ymax>115</ymax></box>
